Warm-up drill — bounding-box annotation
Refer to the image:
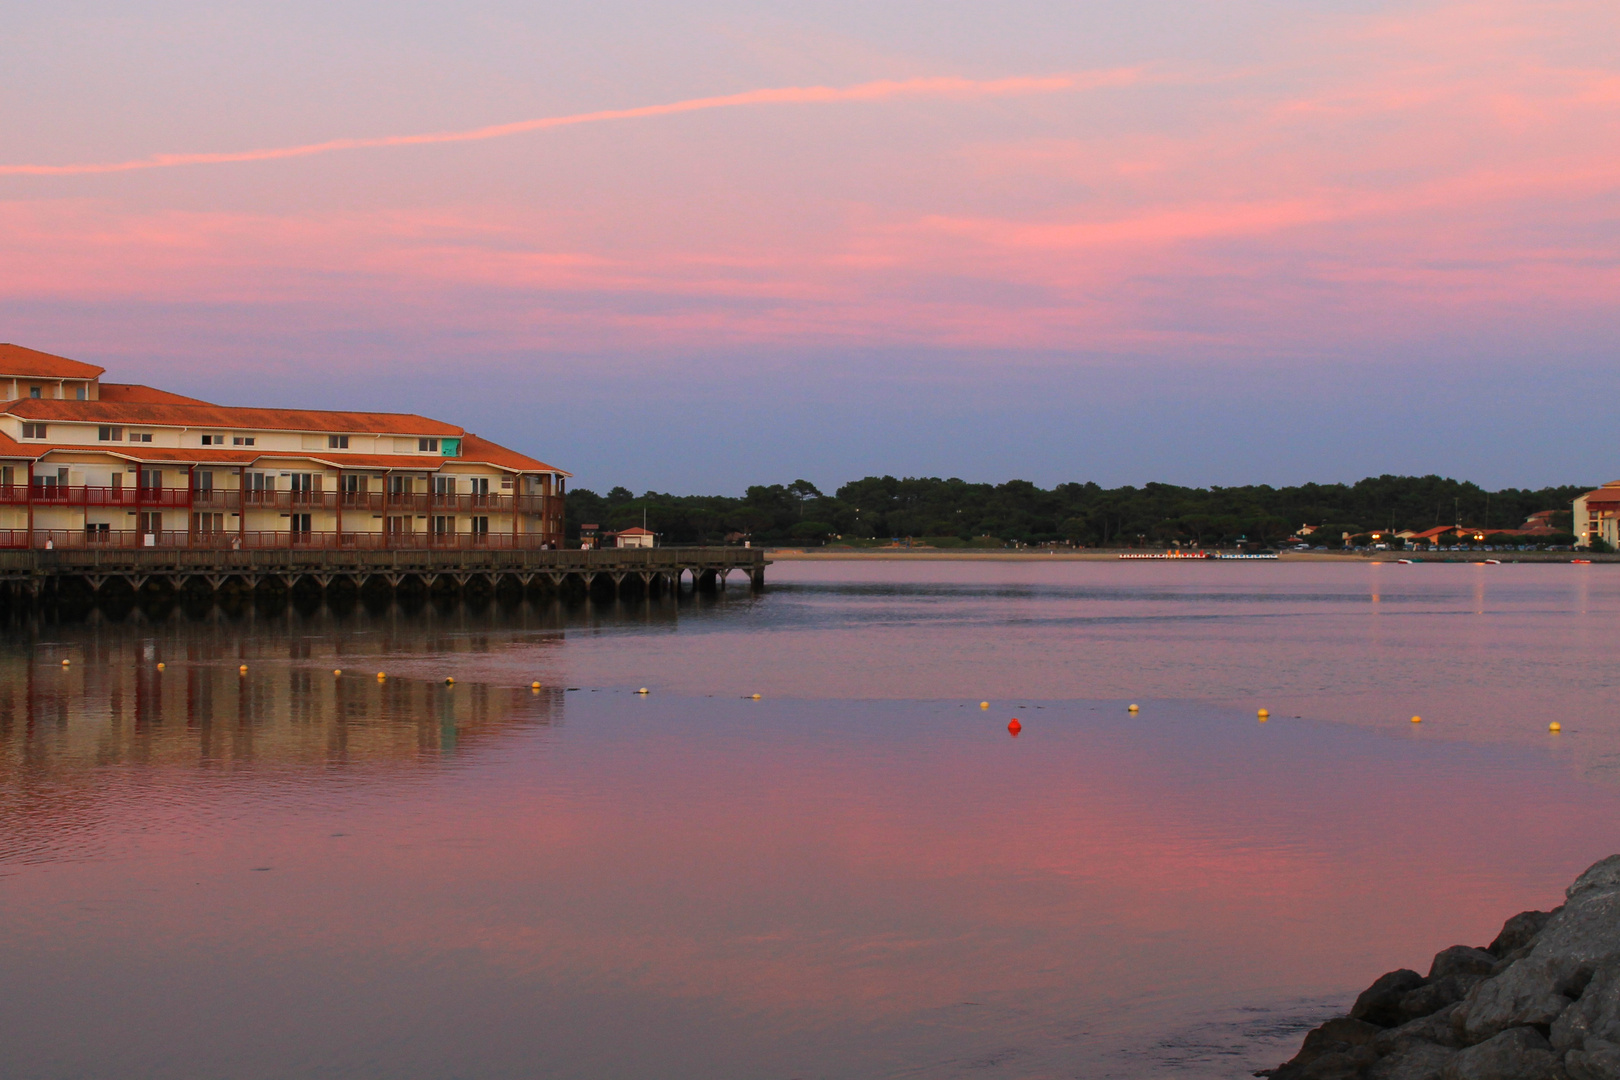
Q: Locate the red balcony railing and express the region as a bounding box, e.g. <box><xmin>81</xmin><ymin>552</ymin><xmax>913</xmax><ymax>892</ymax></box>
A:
<box><xmin>0</xmin><ymin>484</ymin><xmax>552</xmax><ymax>514</ymax></box>
<box><xmin>0</xmin><ymin>530</ymin><xmax>563</xmax><ymax>551</ymax></box>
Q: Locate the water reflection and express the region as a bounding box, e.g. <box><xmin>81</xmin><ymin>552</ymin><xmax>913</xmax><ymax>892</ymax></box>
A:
<box><xmin>0</xmin><ymin>649</ymin><xmax>562</xmax><ymax>775</ymax></box>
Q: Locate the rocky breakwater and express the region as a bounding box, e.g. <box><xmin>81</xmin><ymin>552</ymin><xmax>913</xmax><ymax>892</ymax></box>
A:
<box><xmin>1264</xmin><ymin>855</ymin><xmax>1620</xmax><ymax>1080</ymax></box>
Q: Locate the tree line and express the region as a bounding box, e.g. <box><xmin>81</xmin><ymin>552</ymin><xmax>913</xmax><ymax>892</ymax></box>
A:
<box><xmin>564</xmin><ymin>474</ymin><xmax>1589</xmax><ymax>548</ymax></box>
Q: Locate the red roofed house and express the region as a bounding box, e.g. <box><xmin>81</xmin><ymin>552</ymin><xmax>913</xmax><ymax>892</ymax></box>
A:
<box><xmin>0</xmin><ymin>344</ymin><xmax>569</xmax><ymax>550</ymax></box>
<box><xmin>613</xmin><ymin>526</ymin><xmax>655</xmax><ymax>549</ymax></box>
<box><xmin>1575</xmin><ymin>483</ymin><xmax>1620</xmax><ymax>549</ymax></box>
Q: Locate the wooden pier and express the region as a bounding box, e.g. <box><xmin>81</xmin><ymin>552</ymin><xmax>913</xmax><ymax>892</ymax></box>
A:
<box><xmin>0</xmin><ymin>546</ymin><xmax>768</xmax><ymax>603</ymax></box>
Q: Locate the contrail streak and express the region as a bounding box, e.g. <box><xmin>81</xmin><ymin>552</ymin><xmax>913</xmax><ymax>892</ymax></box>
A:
<box><xmin>0</xmin><ymin>71</ymin><xmax>1140</xmax><ymax>177</ymax></box>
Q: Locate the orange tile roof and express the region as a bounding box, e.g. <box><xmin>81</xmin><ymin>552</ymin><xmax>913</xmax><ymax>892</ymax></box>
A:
<box><xmin>0</xmin><ymin>344</ymin><xmax>105</xmax><ymax>380</ymax></box>
<box><xmin>456</xmin><ymin>433</ymin><xmax>570</xmax><ymax>476</ymax></box>
<box><xmin>1</xmin><ymin>398</ymin><xmax>462</xmax><ymax>436</ymax></box>
<box><xmin>98</xmin><ymin>383</ymin><xmax>214</xmax><ymax>405</ymax></box>
<box><xmin>0</xmin><ymin>438</ymin><xmax>566</xmax><ymax>475</ymax></box>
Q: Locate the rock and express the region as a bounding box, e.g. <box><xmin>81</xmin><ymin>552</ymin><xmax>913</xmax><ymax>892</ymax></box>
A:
<box><xmin>1552</xmin><ymin>962</ymin><xmax>1620</xmax><ymax>1053</ymax></box>
<box><xmin>1491</xmin><ymin>911</ymin><xmax>1556</xmax><ymax>957</ymax></box>
<box><xmin>1266</xmin><ymin>857</ymin><xmax>1620</xmax><ymax>1079</ymax></box>
<box><xmin>1566</xmin><ymin>1038</ymin><xmax>1620</xmax><ymax>1080</ymax></box>
<box><xmin>1440</xmin><ymin>1026</ymin><xmax>1561</xmax><ymax>1080</ymax></box>
<box><xmin>1569</xmin><ymin>857</ymin><xmax>1620</xmax><ymax>902</ymax></box>
<box><xmin>1455</xmin><ymin>867</ymin><xmax>1620</xmax><ymax>1043</ymax></box>
<box><xmin>1368</xmin><ymin>1041</ymin><xmax>1456</xmax><ymax>1080</ymax></box>
<box><xmin>1354</xmin><ymin>970</ymin><xmax>1429</xmax><ymax>1028</ymax></box>
<box><xmin>1431</xmin><ymin>947</ymin><xmax>1499</xmax><ymax>981</ymax></box>
<box><xmin>1377</xmin><ymin>1003</ymin><xmax>1465</xmax><ymax>1055</ymax></box>
<box><xmin>1401</xmin><ymin>975</ymin><xmax>1486</xmax><ymax>1024</ymax></box>
<box><xmin>1270</xmin><ymin>1018</ymin><xmax>1382</xmax><ymax>1080</ymax></box>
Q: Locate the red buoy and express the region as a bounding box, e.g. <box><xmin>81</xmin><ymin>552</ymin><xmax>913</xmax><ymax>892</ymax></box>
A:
<box><xmin>1007</xmin><ymin>718</ymin><xmax>1022</xmax><ymax>735</ymax></box>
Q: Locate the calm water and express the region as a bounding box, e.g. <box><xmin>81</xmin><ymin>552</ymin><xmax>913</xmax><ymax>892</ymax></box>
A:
<box><xmin>3</xmin><ymin>559</ymin><xmax>1619</xmax><ymax>1079</ymax></box>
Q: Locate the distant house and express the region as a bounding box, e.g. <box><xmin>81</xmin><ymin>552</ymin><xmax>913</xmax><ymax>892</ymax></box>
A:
<box><xmin>1401</xmin><ymin>526</ymin><xmax>1457</xmax><ymax>545</ymax></box>
<box><xmin>1521</xmin><ymin>510</ymin><xmax>1560</xmax><ymax>533</ymax></box>
<box><xmin>614</xmin><ymin>526</ymin><xmax>654</xmax><ymax>549</ymax></box>
<box><xmin>579</xmin><ymin>523</ymin><xmax>600</xmax><ymax>550</ymax></box>
<box><xmin>1575</xmin><ymin>483</ymin><xmax>1620</xmax><ymax>548</ymax></box>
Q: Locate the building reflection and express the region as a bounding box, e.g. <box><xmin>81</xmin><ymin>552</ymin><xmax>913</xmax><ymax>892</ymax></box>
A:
<box><xmin>0</xmin><ymin>600</ymin><xmax>597</xmax><ymax>777</ymax></box>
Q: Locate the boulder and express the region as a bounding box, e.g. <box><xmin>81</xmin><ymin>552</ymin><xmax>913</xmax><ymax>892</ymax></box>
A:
<box><xmin>1354</xmin><ymin>970</ymin><xmax>1429</xmax><ymax>1028</ymax></box>
<box><xmin>1552</xmin><ymin>962</ymin><xmax>1620</xmax><ymax>1053</ymax></box>
<box><xmin>1440</xmin><ymin>1026</ymin><xmax>1561</xmax><ymax>1080</ymax></box>
<box><xmin>1376</xmin><ymin>1003</ymin><xmax>1465</xmax><ymax>1055</ymax></box>
<box><xmin>1455</xmin><ymin>865</ymin><xmax>1620</xmax><ymax>1043</ymax></box>
<box><xmin>1269</xmin><ymin>1018</ymin><xmax>1382</xmax><ymax>1080</ymax></box>
<box><xmin>1400</xmin><ymin>975</ymin><xmax>1486</xmax><ymax>1025</ymax></box>
<box><xmin>1491</xmin><ymin>911</ymin><xmax>1556</xmax><ymax>957</ymax></box>
<box><xmin>1431</xmin><ymin>947</ymin><xmax>1499</xmax><ymax>981</ymax></box>
<box><xmin>1264</xmin><ymin>857</ymin><xmax>1620</xmax><ymax>1079</ymax></box>
<box><xmin>1367</xmin><ymin>1041</ymin><xmax>1456</xmax><ymax>1080</ymax></box>
<box><xmin>1566</xmin><ymin>1038</ymin><xmax>1620</xmax><ymax>1080</ymax></box>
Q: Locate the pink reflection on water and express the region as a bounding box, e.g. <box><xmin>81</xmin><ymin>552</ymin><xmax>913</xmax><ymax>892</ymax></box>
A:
<box><xmin>2</xmin><ymin>668</ymin><xmax>1615</xmax><ymax>1077</ymax></box>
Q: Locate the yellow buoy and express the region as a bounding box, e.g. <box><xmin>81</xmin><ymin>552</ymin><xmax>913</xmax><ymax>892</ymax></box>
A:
<box><xmin>751</xmin><ymin>693</ymin><xmax>762</xmax><ymax>700</ymax></box>
<box><xmin>444</xmin><ymin>677</ymin><xmax>455</xmax><ymax>685</ymax></box>
<box><xmin>1550</xmin><ymin>722</ymin><xmax>1562</xmax><ymax>733</ymax></box>
<box><xmin>1411</xmin><ymin>715</ymin><xmax>1422</xmax><ymax>724</ymax></box>
<box><xmin>333</xmin><ymin>669</ymin><xmax>342</xmax><ymax>676</ymax></box>
<box><xmin>637</xmin><ymin>687</ymin><xmax>649</xmax><ymax>695</ymax></box>
<box><xmin>1257</xmin><ymin>708</ymin><xmax>1270</xmax><ymax>719</ymax></box>
<box><xmin>61</xmin><ymin>659</ymin><xmax>70</xmax><ymax>666</ymax></box>
<box><xmin>1128</xmin><ymin>703</ymin><xmax>1139</xmax><ymax>712</ymax></box>
<box><xmin>377</xmin><ymin>672</ymin><xmax>386</xmax><ymax>680</ymax></box>
<box><xmin>239</xmin><ymin>664</ymin><xmax>248</xmax><ymax>673</ymax></box>
<box><xmin>156</xmin><ymin>662</ymin><xmax>165</xmax><ymax>671</ymax></box>
<box><xmin>531</xmin><ymin>681</ymin><xmax>541</xmax><ymax>690</ymax></box>
<box><xmin>980</xmin><ymin>701</ymin><xmax>990</xmax><ymax>709</ymax></box>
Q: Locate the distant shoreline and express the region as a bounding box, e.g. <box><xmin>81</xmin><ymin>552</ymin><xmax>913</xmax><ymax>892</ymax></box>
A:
<box><xmin>765</xmin><ymin>549</ymin><xmax>1620</xmax><ymax>563</ymax></box>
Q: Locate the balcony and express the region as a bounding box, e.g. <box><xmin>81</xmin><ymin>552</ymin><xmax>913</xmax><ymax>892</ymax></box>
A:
<box><xmin>0</xmin><ymin>484</ymin><xmax>551</xmax><ymax>515</ymax></box>
<box><xmin>0</xmin><ymin>530</ymin><xmax>563</xmax><ymax>551</ymax></box>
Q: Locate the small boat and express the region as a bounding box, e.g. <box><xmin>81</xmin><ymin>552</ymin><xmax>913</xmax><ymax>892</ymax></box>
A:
<box><xmin>1397</xmin><ymin>559</ymin><xmax>1417</xmax><ymax>564</ymax></box>
<box><xmin>1573</xmin><ymin>559</ymin><xmax>1593</xmax><ymax>564</ymax></box>
<box><xmin>1484</xmin><ymin>559</ymin><xmax>1502</xmax><ymax>564</ymax></box>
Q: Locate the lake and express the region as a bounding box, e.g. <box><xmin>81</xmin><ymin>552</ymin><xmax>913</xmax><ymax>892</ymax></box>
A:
<box><xmin>3</xmin><ymin>559</ymin><xmax>1618</xmax><ymax>1079</ymax></box>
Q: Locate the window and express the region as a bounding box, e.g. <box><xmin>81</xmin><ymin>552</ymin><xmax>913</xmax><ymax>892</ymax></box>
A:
<box><xmin>328</xmin><ymin>435</ymin><xmax>349</xmax><ymax>449</ymax></box>
<box><xmin>75</xmin><ymin>386</ymin><xmax>87</xmax><ymax>400</ymax></box>
<box><xmin>419</xmin><ymin>438</ymin><xmax>439</xmax><ymax>453</ymax></box>
<box><xmin>98</xmin><ymin>426</ymin><xmax>123</xmax><ymax>442</ymax></box>
<box><xmin>85</xmin><ymin>523</ymin><xmax>110</xmax><ymax>541</ymax></box>
<box><xmin>138</xmin><ymin>511</ymin><xmax>163</xmax><ymax>535</ymax></box>
<box><xmin>21</xmin><ymin>423</ymin><xmax>46</xmax><ymax>439</ymax></box>
<box><xmin>193</xmin><ymin>470</ymin><xmax>214</xmax><ymax>493</ymax></box>
<box><xmin>138</xmin><ymin>469</ymin><xmax>163</xmax><ymax>492</ymax></box>
<box><xmin>244</xmin><ymin>472</ymin><xmax>273</xmax><ymax>501</ymax></box>
<box><xmin>232</xmin><ymin>436</ymin><xmax>255</xmax><ymax>446</ymax></box>
<box><xmin>471</xmin><ymin>516</ymin><xmax>489</xmax><ymax>535</ymax></box>
<box><xmin>433</xmin><ymin>476</ymin><xmax>456</xmax><ymax>495</ymax></box>
<box><xmin>431</xmin><ymin>515</ymin><xmax>455</xmax><ymax>535</ymax></box>
<box><xmin>468</xmin><ymin>477</ymin><xmax>490</xmax><ymax>496</ymax></box>
<box><xmin>290</xmin><ymin>514</ymin><xmax>312</xmax><ymax>535</ymax></box>
<box><xmin>387</xmin><ymin>475</ymin><xmax>412</xmax><ymax>496</ymax></box>
<box><xmin>130</xmin><ymin>432</ymin><xmax>153</xmax><ymax>443</ymax></box>
<box><xmin>192</xmin><ymin>512</ymin><xmax>224</xmax><ymax>533</ymax></box>
<box><xmin>201</xmin><ymin>434</ymin><xmax>223</xmax><ymax>445</ymax></box>
<box><xmin>29</xmin><ymin>386</ymin><xmax>40</xmax><ymax>398</ymax></box>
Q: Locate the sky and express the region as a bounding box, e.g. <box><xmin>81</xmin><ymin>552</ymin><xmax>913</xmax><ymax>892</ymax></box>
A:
<box><xmin>1</xmin><ymin>0</ymin><xmax>1616</xmax><ymax>494</ymax></box>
